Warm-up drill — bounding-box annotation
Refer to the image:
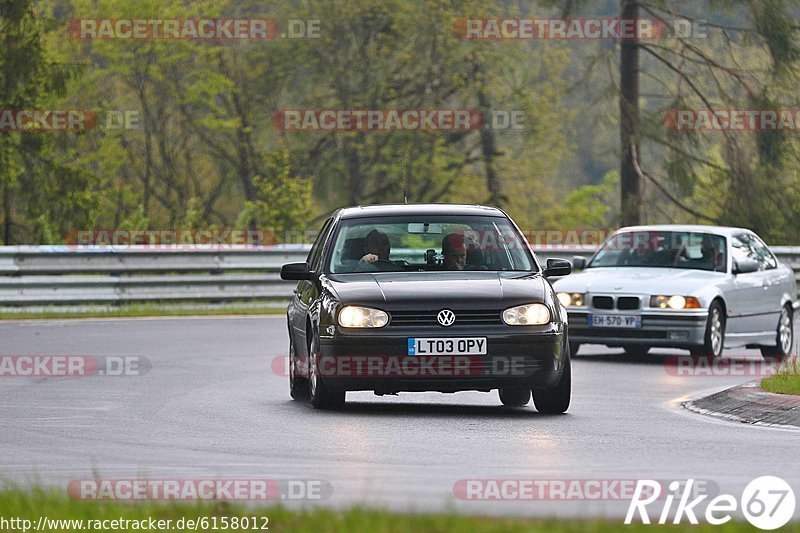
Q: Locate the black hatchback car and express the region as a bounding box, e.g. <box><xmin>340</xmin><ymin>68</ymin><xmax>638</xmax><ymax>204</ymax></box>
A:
<box><xmin>280</xmin><ymin>204</ymin><xmax>573</xmax><ymax>412</ymax></box>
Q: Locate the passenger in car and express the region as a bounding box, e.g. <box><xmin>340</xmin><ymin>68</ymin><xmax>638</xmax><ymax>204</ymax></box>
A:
<box><xmin>700</xmin><ymin>235</ymin><xmax>725</xmax><ymax>271</ymax></box>
<box><xmin>442</xmin><ymin>233</ymin><xmax>467</xmax><ymax>270</ymax></box>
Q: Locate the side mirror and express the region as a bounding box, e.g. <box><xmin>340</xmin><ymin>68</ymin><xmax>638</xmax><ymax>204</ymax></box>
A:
<box><xmin>280</xmin><ymin>262</ymin><xmax>314</xmax><ymax>280</ymax></box>
<box><xmin>571</xmin><ymin>256</ymin><xmax>587</xmax><ymax>270</ymax></box>
<box><xmin>733</xmin><ymin>258</ymin><xmax>759</xmax><ymax>275</ymax></box>
<box><xmin>543</xmin><ymin>258</ymin><xmax>572</xmax><ymax>278</ymax></box>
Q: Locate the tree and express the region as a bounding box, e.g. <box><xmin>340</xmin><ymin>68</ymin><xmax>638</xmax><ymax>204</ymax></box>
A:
<box><xmin>0</xmin><ymin>0</ymin><xmax>87</xmax><ymax>243</ymax></box>
<box><xmin>547</xmin><ymin>0</ymin><xmax>800</xmax><ymax>235</ymax></box>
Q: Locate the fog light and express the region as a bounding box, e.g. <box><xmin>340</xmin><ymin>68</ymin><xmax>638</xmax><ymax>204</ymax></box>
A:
<box><xmin>668</xmin><ymin>331</ymin><xmax>690</xmax><ymax>340</ymax></box>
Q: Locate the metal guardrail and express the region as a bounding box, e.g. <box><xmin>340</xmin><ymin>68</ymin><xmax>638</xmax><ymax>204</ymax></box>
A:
<box><xmin>0</xmin><ymin>245</ymin><xmax>797</xmax><ymax>306</ymax></box>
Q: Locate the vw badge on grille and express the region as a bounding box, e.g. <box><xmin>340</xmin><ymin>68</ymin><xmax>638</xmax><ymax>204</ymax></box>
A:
<box><xmin>437</xmin><ymin>309</ymin><xmax>455</xmax><ymax>327</ymax></box>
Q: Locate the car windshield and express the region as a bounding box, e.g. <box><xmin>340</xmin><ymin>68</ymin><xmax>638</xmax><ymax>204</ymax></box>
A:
<box><xmin>327</xmin><ymin>215</ymin><xmax>536</xmax><ymax>273</ymax></box>
<box><xmin>588</xmin><ymin>231</ymin><xmax>727</xmax><ymax>272</ymax></box>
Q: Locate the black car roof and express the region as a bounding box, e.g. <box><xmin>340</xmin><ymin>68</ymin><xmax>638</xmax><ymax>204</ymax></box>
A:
<box><xmin>335</xmin><ymin>204</ymin><xmax>505</xmax><ymax>219</ymax></box>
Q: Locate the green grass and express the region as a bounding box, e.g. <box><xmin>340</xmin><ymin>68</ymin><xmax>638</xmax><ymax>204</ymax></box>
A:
<box><xmin>0</xmin><ymin>304</ymin><xmax>285</xmax><ymax>320</ymax></box>
<box><xmin>761</xmin><ymin>357</ymin><xmax>800</xmax><ymax>396</ymax></box>
<box><xmin>0</xmin><ymin>487</ymin><xmax>795</xmax><ymax>532</ymax></box>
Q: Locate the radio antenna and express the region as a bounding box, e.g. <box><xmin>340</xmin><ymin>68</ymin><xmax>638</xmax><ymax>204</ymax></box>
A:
<box><xmin>402</xmin><ymin>159</ymin><xmax>408</xmax><ymax>204</ymax></box>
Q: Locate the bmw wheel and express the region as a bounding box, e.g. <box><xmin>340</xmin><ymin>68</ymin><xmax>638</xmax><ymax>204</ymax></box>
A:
<box><xmin>691</xmin><ymin>301</ymin><xmax>725</xmax><ymax>358</ymax></box>
<box><xmin>761</xmin><ymin>305</ymin><xmax>793</xmax><ymax>360</ymax></box>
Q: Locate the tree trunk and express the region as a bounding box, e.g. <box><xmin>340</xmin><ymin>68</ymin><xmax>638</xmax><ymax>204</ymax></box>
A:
<box><xmin>619</xmin><ymin>0</ymin><xmax>641</xmax><ymax>226</ymax></box>
<box><xmin>478</xmin><ymin>88</ymin><xmax>504</xmax><ymax>207</ymax></box>
<box><xmin>2</xmin><ymin>181</ymin><xmax>10</xmax><ymax>245</ymax></box>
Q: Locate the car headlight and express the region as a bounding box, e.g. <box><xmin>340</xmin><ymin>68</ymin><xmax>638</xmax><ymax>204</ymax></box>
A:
<box><xmin>556</xmin><ymin>292</ymin><xmax>585</xmax><ymax>308</ymax></box>
<box><xmin>337</xmin><ymin>306</ymin><xmax>389</xmax><ymax>328</ymax></box>
<box><xmin>650</xmin><ymin>295</ymin><xmax>701</xmax><ymax>310</ymax></box>
<box><xmin>502</xmin><ymin>303</ymin><xmax>551</xmax><ymax>326</ymax></box>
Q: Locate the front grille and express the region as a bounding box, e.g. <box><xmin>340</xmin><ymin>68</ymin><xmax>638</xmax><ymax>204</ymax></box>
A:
<box><xmin>591</xmin><ymin>295</ymin><xmax>640</xmax><ymax>310</ymax></box>
<box><xmin>617</xmin><ymin>297</ymin><xmax>640</xmax><ymax>310</ymax></box>
<box><xmin>389</xmin><ymin>309</ymin><xmax>502</xmax><ymax>327</ymax></box>
<box><xmin>592</xmin><ymin>296</ymin><xmax>614</xmax><ymax>309</ymax></box>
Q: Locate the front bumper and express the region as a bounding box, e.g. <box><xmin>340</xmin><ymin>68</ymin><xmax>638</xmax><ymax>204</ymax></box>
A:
<box><xmin>317</xmin><ymin>327</ymin><xmax>566</xmax><ymax>393</ymax></box>
<box><xmin>567</xmin><ymin>310</ymin><xmax>708</xmax><ymax>348</ymax></box>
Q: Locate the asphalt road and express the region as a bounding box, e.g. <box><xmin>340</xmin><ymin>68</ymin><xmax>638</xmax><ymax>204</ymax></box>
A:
<box><xmin>1</xmin><ymin>316</ymin><xmax>798</xmax><ymax>521</ymax></box>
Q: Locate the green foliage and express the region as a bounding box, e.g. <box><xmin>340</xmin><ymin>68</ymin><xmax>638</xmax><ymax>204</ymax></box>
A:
<box><xmin>541</xmin><ymin>171</ymin><xmax>618</xmax><ymax>229</ymax></box>
<box><xmin>235</xmin><ymin>151</ymin><xmax>313</xmax><ymax>241</ymax></box>
<box><xmin>179</xmin><ymin>197</ymin><xmax>203</xmax><ymax>230</ymax></box>
<box><xmin>3</xmin><ymin>0</ymin><xmax>800</xmax><ymax>244</ymax></box>
<box><xmin>117</xmin><ymin>205</ymin><xmax>150</xmax><ymax>231</ymax></box>
<box><xmin>0</xmin><ymin>486</ymin><xmax>787</xmax><ymax>532</ymax></box>
<box><xmin>761</xmin><ymin>357</ymin><xmax>800</xmax><ymax>396</ymax></box>
<box><xmin>0</xmin><ymin>0</ymin><xmax>87</xmax><ymax>243</ymax></box>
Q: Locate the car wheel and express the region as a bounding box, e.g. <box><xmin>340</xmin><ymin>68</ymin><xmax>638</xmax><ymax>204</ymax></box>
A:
<box><xmin>693</xmin><ymin>301</ymin><xmax>725</xmax><ymax>358</ymax></box>
<box><xmin>533</xmin><ymin>349</ymin><xmax>571</xmax><ymax>414</ymax></box>
<box><xmin>761</xmin><ymin>305</ymin><xmax>793</xmax><ymax>360</ymax></box>
<box><xmin>288</xmin><ymin>335</ymin><xmax>308</xmax><ymax>401</ymax></box>
<box><xmin>569</xmin><ymin>341</ymin><xmax>581</xmax><ymax>356</ymax></box>
<box><xmin>307</xmin><ymin>335</ymin><xmax>345</xmax><ymax>410</ymax></box>
<box><xmin>623</xmin><ymin>345</ymin><xmax>649</xmax><ymax>357</ymax></box>
<box><xmin>498</xmin><ymin>387</ymin><xmax>531</xmax><ymax>407</ymax></box>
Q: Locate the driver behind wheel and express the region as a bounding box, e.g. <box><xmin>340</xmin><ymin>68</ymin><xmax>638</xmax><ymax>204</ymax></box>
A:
<box><xmin>360</xmin><ymin>229</ymin><xmax>391</xmax><ymax>263</ymax></box>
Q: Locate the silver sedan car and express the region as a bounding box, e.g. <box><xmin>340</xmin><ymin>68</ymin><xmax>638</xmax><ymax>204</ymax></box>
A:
<box><xmin>553</xmin><ymin>225</ymin><xmax>797</xmax><ymax>358</ymax></box>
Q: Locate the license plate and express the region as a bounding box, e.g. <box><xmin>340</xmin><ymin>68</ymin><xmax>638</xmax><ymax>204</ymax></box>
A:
<box><xmin>589</xmin><ymin>314</ymin><xmax>642</xmax><ymax>328</ymax></box>
<box><xmin>407</xmin><ymin>337</ymin><xmax>487</xmax><ymax>356</ymax></box>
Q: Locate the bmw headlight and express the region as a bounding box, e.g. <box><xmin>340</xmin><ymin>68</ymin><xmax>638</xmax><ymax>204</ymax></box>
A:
<box><xmin>502</xmin><ymin>303</ymin><xmax>551</xmax><ymax>326</ymax></box>
<box><xmin>337</xmin><ymin>306</ymin><xmax>389</xmax><ymax>328</ymax></box>
<box><xmin>650</xmin><ymin>295</ymin><xmax>701</xmax><ymax>310</ymax></box>
<box><xmin>556</xmin><ymin>292</ymin><xmax>585</xmax><ymax>308</ymax></box>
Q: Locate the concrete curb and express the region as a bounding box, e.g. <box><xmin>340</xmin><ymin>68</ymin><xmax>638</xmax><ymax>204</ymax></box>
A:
<box><xmin>683</xmin><ymin>381</ymin><xmax>800</xmax><ymax>430</ymax></box>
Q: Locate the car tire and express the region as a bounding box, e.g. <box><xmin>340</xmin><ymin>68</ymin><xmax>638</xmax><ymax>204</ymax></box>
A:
<box><xmin>623</xmin><ymin>345</ymin><xmax>649</xmax><ymax>357</ymax></box>
<box><xmin>692</xmin><ymin>301</ymin><xmax>725</xmax><ymax>358</ymax></box>
<box><xmin>569</xmin><ymin>341</ymin><xmax>581</xmax><ymax>356</ymax></box>
<box><xmin>288</xmin><ymin>335</ymin><xmax>308</xmax><ymax>401</ymax></box>
<box><xmin>760</xmin><ymin>305</ymin><xmax>793</xmax><ymax>360</ymax></box>
<box><xmin>498</xmin><ymin>387</ymin><xmax>531</xmax><ymax>407</ymax></box>
<box><xmin>533</xmin><ymin>348</ymin><xmax>571</xmax><ymax>414</ymax></box>
<box><xmin>307</xmin><ymin>335</ymin><xmax>345</xmax><ymax>410</ymax></box>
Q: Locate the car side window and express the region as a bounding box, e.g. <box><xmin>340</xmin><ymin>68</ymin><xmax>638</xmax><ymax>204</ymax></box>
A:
<box><xmin>749</xmin><ymin>234</ymin><xmax>777</xmax><ymax>270</ymax></box>
<box><xmin>731</xmin><ymin>235</ymin><xmax>757</xmax><ymax>270</ymax></box>
<box><xmin>306</xmin><ymin>218</ymin><xmax>333</xmax><ymax>271</ymax></box>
